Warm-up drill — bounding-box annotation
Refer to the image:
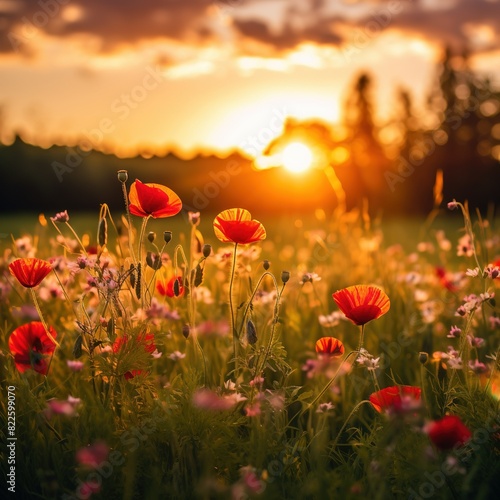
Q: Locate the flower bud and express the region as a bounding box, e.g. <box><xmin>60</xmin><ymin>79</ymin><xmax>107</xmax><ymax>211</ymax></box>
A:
<box><xmin>246</xmin><ymin>319</ymin><xmax>257</xmax><ymax>345</ymax></box>
<box><xmin>117</xmin><ymin>170</ymin><xmax>128</xmax><ymax>183</ymax></box>
<box><xmin>146</xmin><ymin>252</ymin><xmax>162</xmax><ymax>270</ymax></box>
<box><xmin>97</xmin><ymin>217</ymin><xmax>107</xmax><ymax>247</ymax></box>
<box><xmin>147</xmin><ymin>231</ymin><xmax>156</xmax><ymax>243</ymax></box>
<box><xmin>263</xmin><ymin>260</ymin><xmax>270</xmax><ymax>271</ymax></box>
<box><xmin>163</xmin><ymin>231</ymin><xmax>172</xmax><ymax>244</ymax></box>
<box><xmin>202</xmin><ymin>244</ymin><xmax>212</xmax><ymax>258</ymax></box>
<box><xmin>189</xmin><ymin>211</ymin><xmax>200</xmax><ymax>226</ymax></box>
<box><xmin>419</xmin><ymin>352</ymin><xmax>428</xmax><ymax>365</ymax></box>
<box><xmin>173</xmin><ymin>277</ymin><xmax>181</xmax><ymax>296</ymax></box>
<box><xmin>281</xmin><ymin>270</ymin><xmax>290</xmax><ymax>284</ymax></box>
<box><xmin>194</xmin><ymin>264</ymin><xmax>203</xmax><ymax>287</ymax></box>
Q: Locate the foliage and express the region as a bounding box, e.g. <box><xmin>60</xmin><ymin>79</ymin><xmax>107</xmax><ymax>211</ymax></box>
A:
<box><xmin>1</xmin><ymin>180</ymin><xmax>499</xmax><ymax>499</ymax></box>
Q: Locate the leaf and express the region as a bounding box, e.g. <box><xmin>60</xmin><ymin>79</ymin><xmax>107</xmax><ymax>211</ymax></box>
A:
<box><xmin>106</xmin><ymin>318</ymin><xmax>115</xmax><ymax>338</ymax></box>
<box><xmin>297</xmin><ymin>390</ymin><xmax>314</xmax><ymax>402</ymax></box>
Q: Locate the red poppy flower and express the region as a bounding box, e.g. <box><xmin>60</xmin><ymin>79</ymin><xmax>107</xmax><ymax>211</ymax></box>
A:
<box><xmin>128</xmin><ymin>179</ymin><xmax>182</xmax><ymax>218</ymax></box>
<box><xmin>435</xmin><ymin>267</ymin><xmax>459</xmax><ymax>292</ymax></box>
<box><xmin>8</xmin><ymin>321</ymin><xmax>57</xmax><ymax>375</ymax></box>
<box><xmin>156</xmin><ymin>276</ymin><xmax>184</xmax><ymax>298</ymax></box>
<box><xmin>9</xmin><ymin>258</ymin><xmax>52</xmax><ymax>288</ymax></box>
<box><xmin>113</xmin><ymin>332</ymin><xmax>156</xmax><ymax>380</ymax></box>
<box><xmin>315</xmin><ymin>337</ymin><xmax>345</xmax><ymax>357</ymax></box>
<box><xmin>213</xmin><ymin>208</ymin><xmax>266</xmax><ymax>244</ymax></box>
<box><xmin>427</xmin><ymin>415</ymin><xmax>471</xmax><ymax>450</ymax></box>
<box><xmin>369</xmin><ymin>385</ymin><xmax>421</xmax><ymax>413</ymax></box>
<box><xmin>333</xmin><ymin>285</ymin><xmax>390</xmax><ymax>326</ymax></box>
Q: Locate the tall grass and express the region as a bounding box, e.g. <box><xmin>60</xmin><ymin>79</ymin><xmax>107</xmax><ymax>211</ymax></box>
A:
<box><xmin>1</xmin><ymin>193</ymin><xmax>499</xmax><ymax>499</ymax></box>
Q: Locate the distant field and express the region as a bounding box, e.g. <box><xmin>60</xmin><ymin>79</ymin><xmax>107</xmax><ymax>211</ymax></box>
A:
<box><xmin>0</xmin><ymin>209</ymin><xmax>473</xmax><ymax>256</ymax></box>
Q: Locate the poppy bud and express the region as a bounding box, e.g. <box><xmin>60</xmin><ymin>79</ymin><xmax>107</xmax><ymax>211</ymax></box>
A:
<box><xmin>419</xmin><ymin>352</ymin><xmax>428</xmax><ymax>365</ymax></box>
<box><xmin>182</xmin><ymin>324</ymin><xmax>190</xmax><ymax>339</ymax></box>
<box><xmin>189</xmin><ymin>211</ymin><xmax>200</xmax><ymax>226</ymax></box>
<box><xmin>194</xmin><ymin>264</ymin><xmax>203</xmax><ymax>287</ymax></box>
<box><xmin>281</xmin><ymin>271</ymin><xmax>290</xmax><ymax>284</ymax></box>
<box><xmin>173</xmin><ymin>277</ymin><xmax>181</xmax><ymax>296</ymax></box>
<box><xmin>117</xmin><ymin>170</ymin><xmax>128</xmax><ymax>183</ymax></box>
<box><xmin>147</xmin><ymin>231</ymin><xmax>156</xmax><ymax>243</ymax></box>
<box><xmin>97</xmin><ymin>217</ymin><xmax>107</xmax><ymax>247</ymax></box>
<box><xmin>163</xmin><ymin>231</ymin><xmax>172</xmax><ymax>244</ymax></box>
<box><xmin>246</xmin><ymin>319</ymin><xmax>258</xmax><ymax>345</ymax></box>
<box><xmin>263</xmin><ymin>260</ymin><xmax>270</xmax><ymax>271</ymax></box>
<box><xmin>146</xmin><ymin>252</ymin><xmax>162</xmax><ymax>270</ymax></box>
<box><xmin>202</xmin><ymin>244</ymin><xmax>212</xmax><ymax>258</ymax></box>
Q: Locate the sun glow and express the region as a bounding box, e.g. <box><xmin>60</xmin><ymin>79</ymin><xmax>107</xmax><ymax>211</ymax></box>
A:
<box><xmin>282</xmin><ymin>142</ymin><xmax>313</xmax><ymax>173</ymax></box>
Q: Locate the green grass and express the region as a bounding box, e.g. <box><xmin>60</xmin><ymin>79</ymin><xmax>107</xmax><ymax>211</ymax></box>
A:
<box><xmin>1</xmin><ymin>204</ymin><xmax>499</xmax><ymax>499</ymax></box>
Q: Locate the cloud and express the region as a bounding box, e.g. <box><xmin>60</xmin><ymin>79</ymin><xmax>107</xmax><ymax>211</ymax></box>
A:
<box><xmin>232</xmin><ymin>0</ymin><xmax>500</xmax><ymax>55</ymax></box>
<box><xmin>0</xmin><ymin>0</ymin><xmax>499</xmax><ymax>57</ymax></box>
<box><xmin>0</xmin><ymin>0</ymin><xmax>216</xmax><ymax>54</ymax></box>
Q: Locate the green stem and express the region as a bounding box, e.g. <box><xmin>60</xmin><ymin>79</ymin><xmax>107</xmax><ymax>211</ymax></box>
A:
<box><xmin>30</xmin><ymin>288</ymin><xmax>59</xmax><ymax>347</ymax></box>
<box><xmin>228</xmin><ymin>243</ymin><xmax>239</xmax><ymax>369</ymax></box>
<box><xmin>64</xmin><ymin>221</ymin><xmax>88</xmax><ymax>255</ymax></box>
<box><xmin>137</xmin><ymin>216</ymin><xmax>151</xmax><ymax>307</ymax></box>
<box><xmin>329</xmin><ymin>400</ymin><xmax>371</xmax><ymax>453</ymax></box>
<box><xmin>357</xmin><ymin>324</ymin><xmax>365</xmax><ymax>353</ymax></box>
<box><xmin>307</xmin><ymin>324</ymin><xmax>365</xmax><ymax>412</ymax></box>
<box><xmin>252</xmin><ymin>283</ymin><xmax>285</xmax><ymax>381</ymax></box>
<box><xmin>305</xmin><ymin>350</ymin><xmax>359</xmax><ymax>412</ymax></box>
<box><xmin>121</xmin><ymin>180</ymin><xmax>136</xmax><ymax>263</ymax></box>
<box><xmin>236</xmin><ymin>271</ymin><xmax>278</xmax><ymax>340</ymax></box>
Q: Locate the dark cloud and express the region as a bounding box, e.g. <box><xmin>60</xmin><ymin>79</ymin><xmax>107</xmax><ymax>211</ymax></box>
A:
<box><xmin>233</xmin><ymin>0</ymin><xmax>500</xmax><ymax>55</ymax></box>
<box><xmin>0</xmin><ymin>0</ymin><xmax>499</xmax><ymax>56</ymax></box>
<box><xmin>0</xmin><ymin>0</ymin><xmax>215</xmax><ymax>53</ymax></box>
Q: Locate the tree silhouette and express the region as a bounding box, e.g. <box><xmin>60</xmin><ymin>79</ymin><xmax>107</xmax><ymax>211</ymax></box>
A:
<box><xmin>339</xmin><ymin>72</ymin><xmax>390</xmax><ymax>214</ymax></box>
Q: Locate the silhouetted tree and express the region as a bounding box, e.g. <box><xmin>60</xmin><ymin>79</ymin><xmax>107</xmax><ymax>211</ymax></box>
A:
<box><xmin>339</xmin><ymin>72</ymin><xmax>390</xmax><ymax>214</ymax></box>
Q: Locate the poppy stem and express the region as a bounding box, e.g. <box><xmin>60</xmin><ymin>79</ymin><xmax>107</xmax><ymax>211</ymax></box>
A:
<box><xmin>305</xmin><ymin>350</ymin><xmax>359</xmax><ymax>412</ymax></box>
<box><xmin>329</xmin><ymin>400</ymin><xmax>371</xmax><ymax>453</ymax></box>
<box><xmin>357</xmin><ymin>324</ymin><xmax>365</xmax><ymax>353</ymax></box>
<box><xmin>64</xmin><ymin>221</ymin><xmax>88</xmax><ymax>256</ymax></box>
<box><xmin>228</xmin><ymin>242</ymin><xmax>239</xmax><ymax>374</ymax></box>
<box><xmin>121</xmin><ymin>178</ymin><xmax>137</xmax><ymax>263</ymax></box>
<box><xmin>30</xmin><ymin>288</ymin><xmax>59</xmax><ymax>347</ymax></box>
<box><xmin>236</xmin><ymin>271</ymin><xmax>277</xmax><ymax>340</ymax></box>
<box><xmin>137</xmin><ymin>215</ymin><xmax>151</xmax><ymax>307</ymax></box>
<box><xmin>255</xmin><ymin>282</ymin><xmax>285</xmax><ymax>377</ymax></box>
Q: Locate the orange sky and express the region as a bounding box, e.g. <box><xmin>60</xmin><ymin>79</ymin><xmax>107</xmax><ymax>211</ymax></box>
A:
<box><xmin>0</xmin><ymin>0</ymin><xmax>499</xmax><ymax>157</ymax></box>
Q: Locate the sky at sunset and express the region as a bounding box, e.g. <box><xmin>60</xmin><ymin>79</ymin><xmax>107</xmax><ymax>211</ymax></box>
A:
<box><xmin>0</xmin><ymin>0</ymin><xmax>499</xmax><ymax>157</ymax></box>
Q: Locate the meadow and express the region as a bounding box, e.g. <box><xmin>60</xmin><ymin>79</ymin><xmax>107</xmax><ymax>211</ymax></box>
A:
<box><xmin>1</xmin><ymin>175</ymin><xmax>499</xmax><ymax>500</ymax></box>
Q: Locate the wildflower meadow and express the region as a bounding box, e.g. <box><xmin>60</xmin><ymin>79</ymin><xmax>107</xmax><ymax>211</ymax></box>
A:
<box><xmin>1</xmin><ymin>173</ymin><xmax>499</xmax><ymax>500</ymax></box>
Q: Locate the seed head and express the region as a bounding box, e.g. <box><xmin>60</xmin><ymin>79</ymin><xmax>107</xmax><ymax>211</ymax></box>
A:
<box><xmin>117</xmin><ymin>170</ymin><xmax>128</xmax><ymax>183</ymax></box>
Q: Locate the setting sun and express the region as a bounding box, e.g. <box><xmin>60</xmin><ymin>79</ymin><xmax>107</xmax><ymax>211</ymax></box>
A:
<box><xmin>282</xmin><ymin>142</ymin><xmax>313</xmax><ymax>173</ymax></box>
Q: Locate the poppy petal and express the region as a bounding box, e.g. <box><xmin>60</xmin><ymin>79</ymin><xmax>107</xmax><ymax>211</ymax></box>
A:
<box><xmin>333</xmin><ymin>285</ymin><xmax>390</xmax><ymax>325</ymax></box>
<box><xmin>213</xmin><ymin>209</ymin><xmax>266</xmax><ymax>244</ymax></box>
<box><xmin>369</xmin><ymin>385</ymin><xmax>421</xmax><ymax>413</ymax></box>
<box><xmin>8</xmin><ymin>322</ymin><xmax>57</xmax><ymax>375</ymax></box>
<box><xmin>315</xmin><ymin>337</ymin><xmax>345</xmax><ymax>357</ymax></box>
<box><xmin>9</xmin><ymin>258</ymin><xmax>52</xmax><ymax>288</ymax></box>
<box><xmin>129</xmin><ymin>180</ymin><xmax>182</xmax><ymax>218</ymax></box>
